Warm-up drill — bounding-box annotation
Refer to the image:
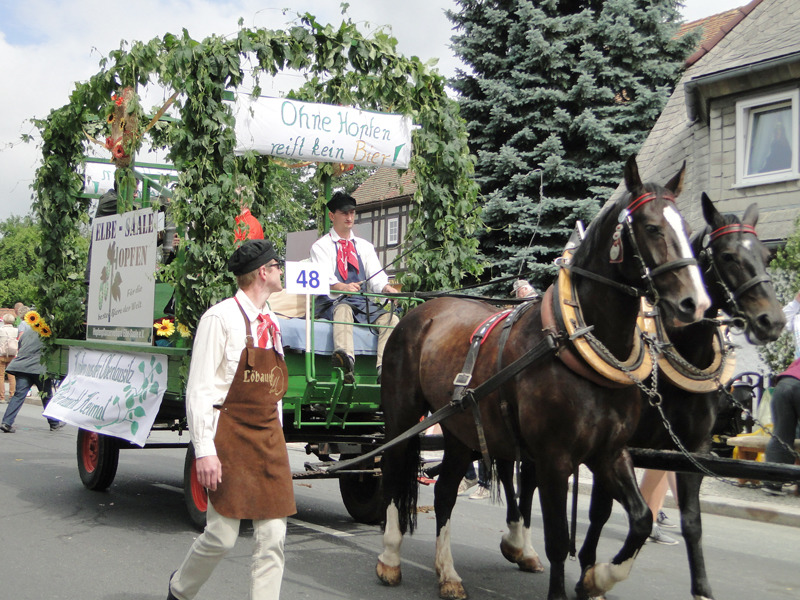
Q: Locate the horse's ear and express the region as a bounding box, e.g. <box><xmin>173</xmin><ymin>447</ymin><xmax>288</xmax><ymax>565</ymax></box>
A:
<box><xmin>701</xmin><ymin>192</ymin><xmax>726</xmax><ymax>230</ymax></box>
<box><xmin>623</xmin><ymin>155</ymin><xmax>641</xmax><ymax>193</ymax></box>
<box><xmin>665</xmin><ymin>161</ymin><xmax>686</xmax><ymax>196</ymax></box>
<box><xmin>742</xmin><ymin>202</ymin><xmax>759</xmax><ymax>227</ymax></box>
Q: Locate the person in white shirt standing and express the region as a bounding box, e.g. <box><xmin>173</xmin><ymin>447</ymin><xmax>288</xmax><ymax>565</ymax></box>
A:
<box><xmin>310</xmin><ymin>191</ymin><xmax>399</xmax><ymax>383</ymax></box>
<box><xmin>783</xmin><ymin>289</ymin><xmax>800</xmax><ymax>359</ymax></box>
<box><xmin>167</xmin><ymin>239</ymin><xmax>295</xmax><ymax>600</ymax></box>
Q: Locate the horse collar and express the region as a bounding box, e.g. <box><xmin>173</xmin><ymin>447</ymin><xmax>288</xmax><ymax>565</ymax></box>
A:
<box><xmin>543</xmin><ymin>250</ymin><xmax>655</xmax><ymax>388</ymax></box>
<box><xmin>641</xmin><ymin>303</ymin><xmax>736</xmax><ymax>393</ymax></box>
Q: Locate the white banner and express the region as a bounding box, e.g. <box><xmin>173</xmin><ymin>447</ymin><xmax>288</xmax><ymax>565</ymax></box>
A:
<box><xmin>233</xmin><ymin>96</ymin><xmax>413</xmax><ymax>169</ymax></box>
<box><xmin>43</xmin><ymin>347</ymin><xmax>168</xmax><ymax>447</ymax></box>
<box><xmin>87</xmin><ymin>207</ymin><xmax>157</xmax><ymax>344</ymax></box>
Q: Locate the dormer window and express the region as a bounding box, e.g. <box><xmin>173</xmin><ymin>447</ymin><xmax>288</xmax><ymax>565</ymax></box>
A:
<box><xmin>735</xmin><ymin>89</ymin><xmax>799</xmax><ymax>187</ymax></box>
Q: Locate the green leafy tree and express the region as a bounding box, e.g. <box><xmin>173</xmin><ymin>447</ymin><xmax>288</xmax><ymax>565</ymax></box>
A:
<box><xmin>448</xmin><ymin>0</ymin><xmax>697</xmax><ymax>289</ymax></box>
<box><xmin>759</xmin><ymin>214</ymin><xmax>800</xmax><ymax>374</ymax></box>
<box><xmin>0</xmin><ymin>215</ymin><xmax>43</xmax><ymax>308</ymax></box>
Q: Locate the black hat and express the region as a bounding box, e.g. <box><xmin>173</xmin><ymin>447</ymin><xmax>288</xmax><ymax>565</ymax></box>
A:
<box><xmin>227</xmin><ymin>239</ymin><xmax>279</xmax><ymax>276</ymax></box>
<box><xmin>326</xmin><ymin>191</ymin><xmax>357</xmax><ymax>213</ymax></box>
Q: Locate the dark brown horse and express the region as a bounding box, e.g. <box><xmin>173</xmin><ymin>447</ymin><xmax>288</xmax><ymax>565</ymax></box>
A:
<box><xmin>376</xmin><ymin>156</ymin><xmax>710</xmax><ymax>600</ymax></box>
<box><xmin>576</xmin><ymin>194</ymin><xmax>785</xmax><ymax>600</ymax></box>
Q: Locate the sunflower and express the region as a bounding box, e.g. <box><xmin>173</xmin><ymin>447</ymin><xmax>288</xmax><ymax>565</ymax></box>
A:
<box><xmin>24</xmin><ymin>311</ymin><xmax>41</xmax><ymax>326</ymax></box>
<box><xmin>154</xmin><ymin>318</ymin><xmax>175</xmax><ymax>338</ymax></box>
<box><xmin>176</xmin><ymin>322</ymin><xmax>192</xmax><ymax>339</ymax></box>
<box><xmin>39</xmin><ymin>325</ymin><xmax>52</xmax><ymax>338</ymax></box>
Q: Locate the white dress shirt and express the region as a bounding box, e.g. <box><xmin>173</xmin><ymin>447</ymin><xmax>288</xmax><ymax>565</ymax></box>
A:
<box><xmin>309</xmin><ymin>229</ymin><xmax>389</xmax><ymax>293</ymax></box>
<box><xmin>186</xmin><ymin>289</ymin><xmax>284</xmax><ymax>459</ymax></box>
<box><xmin>783</xmin><ymin>299</ymin><xmax>800</xmax><ymax>359</ymax></box>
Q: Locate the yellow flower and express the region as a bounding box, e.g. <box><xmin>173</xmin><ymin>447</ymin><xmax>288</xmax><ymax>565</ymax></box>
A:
<box><xmin>176</xmin><ymin>322</ymin><xmax>192</xmax><ymax>338</ymax></box>
<box><xmin>24</xmin><ymin>311</ymin><xmax>41</xmax><ymax>326</ymax></box>
<box><xmin>32</xmin><ymin>320</ymin><xmax>43</xmax><ymax>330</ymax></box>
<box><xmin>39</xmin><ymin>325</ymin><xmax>52</xmax><ymax>338</ymax></box>
<box><xmin>155</xmin><ymin>318</ymin><xmax>175</xmax><ymax>337</ymax></box>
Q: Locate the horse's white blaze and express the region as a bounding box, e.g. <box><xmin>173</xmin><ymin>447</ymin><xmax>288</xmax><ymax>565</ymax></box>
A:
<box><xmin>742</xmin><ymin>238</ymin><xmax>755</xmax><ymax>252</ymax></box>
<box><xmin>379</xmin><ymin>502</ymin><xmax>403</xmax><ymax>568</ymax></box>
<box><xmin>434</xmin><ymin>519</ymin><xmax>462</xmax><ymax>584</ymax></box>
<box><xmin>663</xmin><ymin>205</ymin><xmax>710</xmax><ymax>316</ymax></box>
<box><xmin>591</xmin><ymin>557</ymin><xmax>635</xmax><ymax>593</ymax></box>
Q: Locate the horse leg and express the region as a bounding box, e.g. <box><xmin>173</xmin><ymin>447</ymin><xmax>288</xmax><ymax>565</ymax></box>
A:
<box><xmin>433</xmin><ymin>435</ymin><xmax>474</xmax><ymax>600</ymax></box>
<box><xmin>536</xmin><ymin>460</ymin><xmax>572</xmax><ymax>600</ymax></box>
<box><xmin>377</xmin><ymin>413</ymin><xmax>425</xmax><ymax>587</ymax></box>
<box><xmin>499</xmin><ymin>459</ymin><xmax>544</xmax><ymax>573</ymax></box>
<box><xmin>676</xmin><ymin>471</ymin><xmax>714</xmax><ymax>600</ymax></box>
<box><xmin>574</xmin><ymin>477</ymin><xmax>615</xmax><ymax>600</ymax></box>
<box><xmin>578</xmin><ymin>452</ymin><xmax>650</xmax><ymax>598</ymax></box>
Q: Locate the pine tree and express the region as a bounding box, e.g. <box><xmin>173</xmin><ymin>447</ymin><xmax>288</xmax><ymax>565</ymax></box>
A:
<box><xmin>449</xmin><ymin>0</ymin><xmax>697</xmax><ymax>289</ymax></box>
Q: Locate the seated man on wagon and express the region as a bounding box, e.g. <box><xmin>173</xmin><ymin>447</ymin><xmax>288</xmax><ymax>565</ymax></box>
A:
<box><xmin>310</xmin><ymin>191</ymin><xmax>399</xmax><ymax>383</ymax></box>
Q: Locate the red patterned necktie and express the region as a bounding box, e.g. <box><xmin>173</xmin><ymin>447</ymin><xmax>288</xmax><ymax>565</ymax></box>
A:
<box><xmin>256</xmin><ymin>313</ymin><xmax>276</xmax><ymax>349</ymax></box>
<box><xmin>337</xmin><ymin>239</ymin><xmax>359</xmax><ymax>279</ymax></box>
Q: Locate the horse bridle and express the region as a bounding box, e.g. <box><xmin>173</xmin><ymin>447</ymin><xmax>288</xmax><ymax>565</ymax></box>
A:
<box><xmin>567</xmin><ymin>191</ymin><xmax>698</xmax><ymax>302</ymax></box>
<box><xmin>699</xmin><ymin>222</ymin><xmax>772</xmax><ymax>326</ymax></box>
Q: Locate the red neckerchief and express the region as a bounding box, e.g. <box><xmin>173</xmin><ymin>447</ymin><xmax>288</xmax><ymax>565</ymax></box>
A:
<box><xmin>336</xmin><ymin>238</ymin><xmax>359</xmax><ymax>280</ymax></box>
<box><xmin>256</xmin><ymin>313</ymin><xmax>277</xmax><ymax>349</ymax></box>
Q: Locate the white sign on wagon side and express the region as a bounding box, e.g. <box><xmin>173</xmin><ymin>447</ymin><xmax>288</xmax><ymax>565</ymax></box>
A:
<box><xmin>233</xmin><ymin>96</ymin><xmax>413</xmax><ymax>169</ymax></box>
<box><xmin>284</xmin><ymin>261</ymin><xmax>331</xmax><ymax>295</ymax></box>
<box><xmin>86</xmin><ymin>207</ymin><xmax>158</xmax><ymax>344</ymax></box>
<box><xmin>43</xmin><ymin>347</ymin><xmax>167</xmax><ymax>447</ymax></box>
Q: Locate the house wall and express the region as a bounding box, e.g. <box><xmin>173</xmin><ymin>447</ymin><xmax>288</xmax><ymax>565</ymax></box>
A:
<box><xmin>355</xmin><ymin>199</ymin><xmax>411</xmax><ymax>278</ymax></box>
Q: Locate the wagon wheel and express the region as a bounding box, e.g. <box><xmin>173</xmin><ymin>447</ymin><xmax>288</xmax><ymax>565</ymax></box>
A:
<box><xmin>338</xmin><ymin>454</ymin><xmax>384</xmax><ymax>525</ymax></box>
<box><xmin>77</xmin><ymin>429</ymin><xmax>119</xmax><ymax>491</ymax></box>
<box><xmin>183</xmin><ymin>444</ymin><xmax>207</xmax><ymax>532</ymax></box>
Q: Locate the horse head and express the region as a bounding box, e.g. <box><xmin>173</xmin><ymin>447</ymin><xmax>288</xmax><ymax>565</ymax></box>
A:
<box><xmin>576</xmin><ymin>155</ymin><xmax>709</xmax><ymax>326</ymax></box>
<box><xmin>695</xmin><ymin>193</ymin><xmax>785</xmax><ymax>344</ymax></box>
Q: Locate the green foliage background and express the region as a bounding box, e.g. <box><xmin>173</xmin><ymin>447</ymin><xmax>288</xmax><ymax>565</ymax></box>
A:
<box><xmin>30</xmin><ymin>14</ymin><xmax>483</xmax><ymax>342</ymax></box>
<box><xmin>758</xmin><ymin>214</ymin><xmax>800</xmax><ymax>374</ymax></box>
<box><xmin>448</xmin><ymin>0</ymin><xmax>697</xmax><ymax>290</ymax></box>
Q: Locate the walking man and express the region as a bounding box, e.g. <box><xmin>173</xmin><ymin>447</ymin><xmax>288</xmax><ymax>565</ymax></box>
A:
<box><xmin>167</xmin><ymin>239</ymin><xmax>295</xmax><ymax>599</ymax></box>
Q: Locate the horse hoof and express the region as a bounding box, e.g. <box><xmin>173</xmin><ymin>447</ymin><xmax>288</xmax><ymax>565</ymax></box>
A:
<box><xmin>516</xmin><ymin>556</ymin><xmax>545</xmax><ymax>573</ymax></box>
<box><xmin>579</xmin><ymin>568</ymin><xmax>603</xmax><ymax>598</ymax></box>
<box><xmin>439</xmin><ymin>580</ymin><xmax>467</xmax><ymax>600</ymax></box>
<box><xmin>376</xmin><ymin>560</ymin><xmax>401</xmax><ymax>586</ymax></box>
<box><xmin>499</xmin><ymin>539</ymin><xmax>544</xmax><ymax>572</ymax></box>
<box><xmin>575</xmin><ymin>579</ymin><xmax>606</xmax><ymax>600</ymax></box>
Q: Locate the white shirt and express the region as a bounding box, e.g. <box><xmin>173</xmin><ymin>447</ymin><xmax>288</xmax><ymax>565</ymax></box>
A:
<box><xmin>186</xmin><ymin>289</ymin><xmax>284</xmax><ymax>459</ymax></box>
<box><xmin>309</xmin><ymin>230</ymin><xmax>389</xmax><ymax>293</ymax></box>
<box><xmin>783</xmin><ymin>299</ymin><xmax>800</xmax><ymax>359</ymax></box>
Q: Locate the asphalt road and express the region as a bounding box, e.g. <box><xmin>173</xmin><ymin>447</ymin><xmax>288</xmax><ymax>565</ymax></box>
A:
<box><xmin>0</xmin><ymin>403</ymin><xmax>797</xmax><ymax>600</ymax></box>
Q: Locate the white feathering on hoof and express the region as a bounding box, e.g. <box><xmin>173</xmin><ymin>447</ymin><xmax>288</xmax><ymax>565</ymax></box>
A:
<box><xmin>584</xmin><ymin>557</ymin><xmax>635</xmax><ymax>595</ymax></box>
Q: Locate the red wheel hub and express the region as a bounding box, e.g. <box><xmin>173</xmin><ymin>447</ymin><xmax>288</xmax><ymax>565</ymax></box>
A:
<box><xmin>190</xmin><ymin>459</ymin><xmax>208</xmax><ymax>512</ymax></box>
<box><xmin>81</xmin><ymin>432</ymin><xmax>100</xmax><ymax>473</ymax></box>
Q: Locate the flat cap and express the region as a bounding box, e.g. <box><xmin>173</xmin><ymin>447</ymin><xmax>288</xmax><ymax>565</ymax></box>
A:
<box><xmin>228</xmin><ymin>239</ymin><xmax>279</xmax><ymax>276</ymax></box>
<box><xmin>326</xmin><ymin>191</ymin><xmax>357</xmax><ymax>213</ymax></box>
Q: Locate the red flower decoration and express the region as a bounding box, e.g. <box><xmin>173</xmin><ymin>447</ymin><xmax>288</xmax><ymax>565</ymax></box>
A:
<box><xmin>113</xmin><ymin>144</ymin><xmax>126</xmax><ymax>159</ymax></box>
<box><xmin>104</xmin><ymin>136</ymin><xmax>114</xmax><ymax>150</ymax></box>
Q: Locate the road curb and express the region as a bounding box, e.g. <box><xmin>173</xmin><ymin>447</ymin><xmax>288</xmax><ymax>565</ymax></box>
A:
<box><xmin>569</xmin><ymin>478</ymin><xmax>800</xmax><ymax>529</ymax></box>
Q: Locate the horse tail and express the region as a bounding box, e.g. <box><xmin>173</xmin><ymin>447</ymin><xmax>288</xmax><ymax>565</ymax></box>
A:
<box><xmin>385</xmin><ymin>432</ymin><xmax>421</xmax><ymax>536</ymax></box>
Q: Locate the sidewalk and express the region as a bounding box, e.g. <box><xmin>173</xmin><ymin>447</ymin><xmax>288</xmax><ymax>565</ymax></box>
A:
<box><xmin>572</xmin><ymin>465</ymin><xmax>800</xmax><ymax>529</ymax></box>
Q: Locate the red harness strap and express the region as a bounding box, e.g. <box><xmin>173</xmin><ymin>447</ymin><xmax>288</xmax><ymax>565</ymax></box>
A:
<box><xmin>708</xmin><ymin>223</ymin><xmax>757</xmax><ymax>241</ymax></box>
<box><xmin>471</xmin><ymin>310</ymin><xmax>512</xmax><ymax>345</ymax></box>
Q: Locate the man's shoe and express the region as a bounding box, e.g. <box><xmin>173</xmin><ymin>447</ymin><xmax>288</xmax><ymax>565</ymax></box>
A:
<box><xmin>762</xmin><ymin>482</ymin><xmax>786</xmax><ymax>496</ymax></box>
<box><xmin>657</xmin><ymin>510</ymin><xmax>676</xmax><ymax>528</ymax></box>
<box><xmin>167</xmin><ymin>571</ymin><xmax>179</xmax><ymax>600</ymax></box>
<box><xmin>469</xmin><ymin>485</ymin><xmax>490</xmax><ymax>500</ymax></box>
<box><xmin>647</xmin><ymin>524</ymin><xmax>679</xmax><ymax>545</ymax></box>
<box><xmin>332</xmin><ymin>349</ymin><xmax>355</xmax><ymax>384</ymax></box>
<box><xmin>1</xmin><ymin>423</ymin><xmax>16</xmax><ymax>433</ymax></box>
<box><xmin>50</xmin><ymin>421</ymin><xmax>67</xmax><ymax>431</ymax></box>
<box><xmin>458</xmin><ymin>477</ymin><xmax>478</xmax><ymax>495</ymax></box>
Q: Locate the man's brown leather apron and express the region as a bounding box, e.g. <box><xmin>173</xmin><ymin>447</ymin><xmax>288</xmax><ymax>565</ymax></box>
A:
<box><xmin>207</xmin><ymin>302</ymin><xmax>296</xmax><ymax>520</ymax></box>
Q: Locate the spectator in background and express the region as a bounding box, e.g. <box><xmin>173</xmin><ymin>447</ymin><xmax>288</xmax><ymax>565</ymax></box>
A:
<box><xmin>763</xmin><ymin>289</ymin><xmax>800</xmax><ymax>495</ymax></box>
<box><xmin>1</xmin><ymin>325</ymin><xmax>65</xmax><ymax>433</ymax></box>
<box><xmin>512</xmin><ymin>279</ymin><xmax>539</xmax><ymax>300</ymax></box>
<box><xmin>0</xmin><ymin>314</ymin><xmax>18</xmax><ymax>402</ymax></box>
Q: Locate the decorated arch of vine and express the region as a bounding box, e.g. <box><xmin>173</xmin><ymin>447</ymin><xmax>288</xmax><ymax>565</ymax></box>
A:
<box><xmin>32</xmin><ymin>14</ymin><xmax>483</xmax><ymax>340</ymax></box>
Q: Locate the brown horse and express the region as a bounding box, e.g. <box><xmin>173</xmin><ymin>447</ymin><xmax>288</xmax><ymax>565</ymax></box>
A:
<box><xmin>376</xmin><ymin>155</ymin><xmax>710</xmax><ymax>600</ymax></box>
<box><xmin>576</xmin><ymin>194</ymin><xmax>785</xmax><ymax>600</ymax></box>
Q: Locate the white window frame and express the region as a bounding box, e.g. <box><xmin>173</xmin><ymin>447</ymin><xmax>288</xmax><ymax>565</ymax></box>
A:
<box><xmin>735</xmin><ymin>89</ymin><xmax>799</xmax><ymax>187</ymax></box>
<box><xmin>386</xmin><ymin>217</ymin><xmax>399</xmax><ymax>246</ymax></box>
